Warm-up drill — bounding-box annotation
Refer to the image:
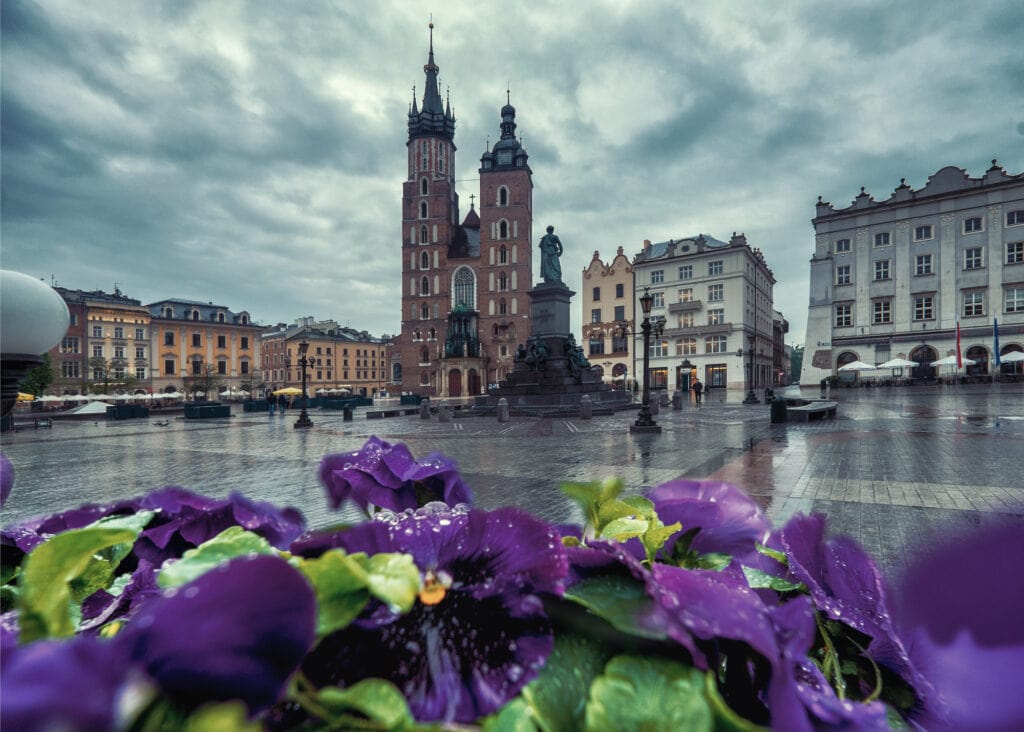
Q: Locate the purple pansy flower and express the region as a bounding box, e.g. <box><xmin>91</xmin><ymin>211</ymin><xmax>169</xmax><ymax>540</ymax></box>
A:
<box><xmin>0</xmin><ymin>634</ymin><xmax>132</xmax><ymax>732</ymax></box>
<box><xmin>319</xmin><ymin>436</ymin><xmax>473</xmax><ymax>513</ymax></box>
<box><xmin>294</xmin><ymin>502</ymin><xmax>565</xmax><ymax>724</ymax></box>
<box><xmin>647</xmin><ymin>479</ymin><xmax>772</xmax><ymax>561</ymax></box>
<box><xmin>0</xmin><ymin>453</ymin><xmax>14</xmax><ymax>508</ymax></box>
<box><xmin>121</xmin><ymin>554</ymin><xmax>316</xmax><ymax>713</ymax></box>
<box><xmin>780</xmin><ymin>513</ymin><xmax>931</xmax><ymax>709</ymax></box>
<box><xmin>894</xmin><ymin>520</ymin><xmax>1024</xmax><ymax>731</ymax></box>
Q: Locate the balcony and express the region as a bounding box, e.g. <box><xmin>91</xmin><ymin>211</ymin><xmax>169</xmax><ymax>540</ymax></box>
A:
<box><xmin>668</xmin><ymin>300</ymin><xmax>703</xmax><ymax>313</ymax></box>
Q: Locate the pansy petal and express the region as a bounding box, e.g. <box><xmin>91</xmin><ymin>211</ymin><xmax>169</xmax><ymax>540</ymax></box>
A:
<box><xmin>0</xmin><ymin>454</ymin><xmax>14</xmax><ymax>508</ymax></box>
<box><xmin>0</xmin><ymin>635</ymin><xmax>129</xmax><ymax>732</ymax></box>
<box><xmin>121</xmin><ymin>554</ymin><xmax>316</xmax><ymax>712</ymax></box>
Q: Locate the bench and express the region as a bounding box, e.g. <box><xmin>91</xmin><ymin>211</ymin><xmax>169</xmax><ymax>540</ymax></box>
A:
<box><xmin>786</xmin><ymin>400</ymin><xmax>837</xmax><ymax>422</ymax></box>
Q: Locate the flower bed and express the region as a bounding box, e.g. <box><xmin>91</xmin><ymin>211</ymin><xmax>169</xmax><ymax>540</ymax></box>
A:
<box><xmin>0</xmin><ymin>441</ymin><xmax>1021</xmax><ymax>731</ymax></box>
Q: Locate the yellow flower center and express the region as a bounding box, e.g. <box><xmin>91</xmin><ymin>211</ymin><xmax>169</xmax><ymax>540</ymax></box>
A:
<box><xmin>418</xmin><ymin>570</ymin><xmax>452</xmax><ymax>606</ymax></box>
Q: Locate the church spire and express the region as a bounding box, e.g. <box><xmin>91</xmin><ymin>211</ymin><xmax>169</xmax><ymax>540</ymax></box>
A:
<box><xmin>408</xmin><ymin>20</ymin><xmax>455</xmax><ymax>142</ymax></box>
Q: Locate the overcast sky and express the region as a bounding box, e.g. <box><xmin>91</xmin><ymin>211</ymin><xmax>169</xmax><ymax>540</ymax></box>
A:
<box><xmin>3</xmin><ymin>1</ymin><xmax>1022</xmax><ymax>345</ymax></box>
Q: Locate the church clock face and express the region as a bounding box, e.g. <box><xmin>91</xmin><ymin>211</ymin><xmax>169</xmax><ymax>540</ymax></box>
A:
<box><xmin>498</xmin><ymin>150</ymin><xmax>512</xmax><ymax>165</ymax></box>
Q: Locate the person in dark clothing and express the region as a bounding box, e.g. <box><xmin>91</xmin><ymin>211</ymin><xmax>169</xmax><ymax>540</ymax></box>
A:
<box><xmin>267</xmin><ymin>392</ymin><xmax>276</xmax><ymax>415</ymax></box>
<box><xmin>278</xmin><ymin>393</ymin><xmax>287</xmax><ymax>414</ymax></box>
<box><xmin>692</xmin><ymin>378</ymin><xmax>703</xmax><ymax>406</ymax></box>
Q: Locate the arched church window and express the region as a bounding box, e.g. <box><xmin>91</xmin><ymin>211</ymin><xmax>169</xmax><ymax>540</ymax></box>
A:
<box><xmin>419</xmin><ymin>201</ymin><xmax>428</xmax><ymax>219</ymax></box>
<box><xmin>421</xmin><ymin>304</ymin><xmax>429</xmax><ymax>320</ymax></box>
<box><xmin>453</xmin><ymin>266</ymin><xmax>476</xmax><ymax>310</ymax></box>
<box><xmin>420</xmin><ymin>277</ymin><xmax>430</xmax><ymax>296</ymax></box>
<box><xmin>499</xmin><ymin>220</ymin><xmax>508</xmax><ymax>239</ymax></box>
<box><xmin>420</xmin><ymin>225</ymin><xmax>428</xmax><ymax>243</ymax></box>
<box><xmin>420</xmin><ymin>178</ymin><xmax>428</xmax><ymax>195</ymax></box>
<box><xmin>421</xmin><ymin>252</ymin><xmax>429</xmax><ymax>269</ymax></box>
<box><xmin>498</xmin><ymin>186</ymin><xmax>508</xmax><ymax>206</ymax></box>
<box><xmin>499</xmin><ymin>245</ymin><xmax>508</xmax><ymax>264</ymax></box>
<box><xmin>499</xmin><ymin>299</ymin><xmax>507</xmax><ymax>315</ymax></box>
<box><xmin>498</xmin><ymin>273</ymin><xmax>508</xmax><ymax>291</ymax></box>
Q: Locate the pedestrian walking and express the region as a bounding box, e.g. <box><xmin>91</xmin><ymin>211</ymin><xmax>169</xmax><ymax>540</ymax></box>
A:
<box><xmin>267</xmin><ymin>392</ymin><xmax>276</xmax><ymax>416</ymax></box>
<box><xmin>278</xmin><ymin>393</ymin><xmax>287</xmax><ymax>414</ymax></box>
<box><xmin>692</xmin><ymin>378</ymin><xmax>703</xmax><ymax>406</ymax></box>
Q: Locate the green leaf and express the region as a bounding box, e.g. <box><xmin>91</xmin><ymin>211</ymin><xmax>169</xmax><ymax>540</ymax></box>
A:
<box><xmin>619</xmin><ymin>495</ymin><xmax>656</xmax><ymax>519</ymax></box>
<box><xmin>157</xmin><ymin>526</ymin><xmax>275</xmax><ymax>589</ymax></box>
<box><xmin>363</xmin><ymin>552</ymin><xmax>420</xmax><ymax>614</ymax></box>
<box><xmin>182</xmin><ymin>702</ymin><xmax>261</xmax><ymax>732</ymax></box>
<box><xmin>596</xmin><ymin>499</ymin><xmax>641</xmax><ymax>530</ymax></box>
<box><xmin>755</xmin><ymin>542</ymin><xmax>788</xmax><ymax>566</ymax></box>
<box><xmin>885</xmin><ymin>704</ymin><xmax>910</xmax><ymax>729</ymax></box>
<box><xmin>563</xmin><ymin>574</ymin><xmax>666</xmax><ymax>641</ymax></box>
<box><xmin>561</xmin><ymin>479</ymin><xmax>623</xmax><ymax>533</ymax></box>
<box><xmin>315</xmin><ymin>678</ymin><xmax>415</xmax><ymax>730</ymax></box>
<box><xmin>692</xmin><ymin>553</ymin><xmax>732</xmax><ymax>571</ymax></box>
<box><xmin>482</xmin><ymin>698</ymin><xmax>539</xmax><ymax>732</ymax></box>
<box><xmin>585</xmin><ymin>655</ymin><xmax>712</xmax><ymax>732</ymax></box>
<box><xmin>599</xmin><ymin>517</ymin><xmax>649</xmax><ymax>542</ymax></box>
<box><xmin>522</xmin><ymin>632</ymin><xmax>613</xmax><ymax>732</ymax></box>
<box><xmin>19</xmin><ymin>527</ymin><xmax>138</xmax><ymax>642</ymax></box>
<box><xmin>297</xmin><ymin>550</ymin><xmax>371</xmax><ymax>638</ymax></box>
<box><xmin>741</xmin><ymin>566</ymin><xmax>806</xmax><ymax>593</ymax></box>
<box><xmin>91</xmin><ymin>509</ymin><xmax>156</xmax><ymax>535</ymax></box>
<box><xmin>640</xmin><ymin>520</ymin><xmax>682</xmax><ymax>565</ymax></box>
<box><xmin>704</xmin><ymin>672</ymin><xmax>769</xmax><ymax>732</ymax></box>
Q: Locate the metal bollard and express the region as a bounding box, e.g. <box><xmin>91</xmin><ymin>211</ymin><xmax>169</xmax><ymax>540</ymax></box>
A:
<box><xmin>649</xmin><ymin>393</ymin><xmax>660</xmax><ymax>416</ymax></box>
<box><xmin>672</xmin><ymin>391</ymin><xmax>683</xmax><ymax>410</ymax></box>
<box><xmin>580</xmin><ymin>394</ymin><xmax>593</xmax><ymax>420</ymax></box>
<box><xmin>497</xmin><ymin>397</ymin><xmax>510</xmax><ymax>422</ymax></box>
<box><xmin>419</xmin><ymin>398</ymin><xmax>431</xmax><ymax>419</ymax></box>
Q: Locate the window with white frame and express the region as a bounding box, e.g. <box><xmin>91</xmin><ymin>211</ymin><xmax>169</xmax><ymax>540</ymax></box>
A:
<box><xmin>835</xmin><ymin>238</ymin><xmax>851</xmax><ymax>253</ymax></box>
<box><xmin>836</xmin><ymin>265</ymin><xmax>851</xmax><ymax>285</ymax></box>
<box><xmin>677</xmin><ymin>338</ymin><xmax>697</xmax><ymax>356</ymax></box>
<box><xmin>1007</xmin><ymin>209</ymin><xmax>1024</xmax><ymax>227</ymax></box>
<box><xmin>872</xmin><ymin>300</ymin><xmax>891</xmax><ymax>324</ymax></box>
<box><xmin>652</xmin><ymin>292</ymin><xmax>665</xmax><ymax>308</ymax></box>
<box><xmin>913</xmin><ymin>225</ymin><xmax>933</xmax><ymax>241</ymax></box>
<box><xmin>707</xmin><ymin>284</ymin><xmax>724</xmax><ymax>302</ymax></box>
<box><xmin>708</xmin><ymin>260</ymin><xmax>723</xmax><ymax>276</ymax></box>
<box><xmin>707</xmin><ymin>308</ymin><xmax>724</xmax><ymax>325</ymax></box>
<box><xmin>591</xmin><ymin>308</ymin><xmax>601</xmax><ymax>323</ymax></box>
<box><xmin>92</xmin><ymin>325</ymin><xmax>103</xmax><ymax>337</ymax></box>
<box><xmin>705</xmin><ymin>335</ymin><xmax>727</xmax><ymax>353</ymax></box>
<box><xmin>874</xmin><ymin>232</ymin><xmax>891</xmax><ymax>247</ymax></box>
<box><xmin>677</xmin><ymin>312</ymin><xmax>694</xmax><ymax>328</ymax></box>
<box><xmin>135</xmin><ymin>346</ymin><xmax>145</xmax><ymax>360</ymax></box>
<box><xmin>135</xmin><ymin>327</ymin><xmax>145</xmax><ymax>340</ymax></box>
<box><xmin>651</xmin><ymin>270</ymin><xmax>664</xmax><ymax>284</ymax></box>
<box><xmin>679</xmin><ymin>265</ymin><xmax>692</xmax><ymax>280</ymax></box>
<box><xmin>964</xmin><ymin>247</ymin><xmax>983</xmax><ymax>270</ymax></box>
<box><xmin>650</xmin><ymin>339</ymin><xmax>668</xmax><ymax>357</ymax></box>
<box><xmin>913</xmin><ymin>296</ymin><xmax>934</xmax><ymax>321</ymax></box>
<box><xmin>61</xmin><ymin>337</ymin><xmax>80</xmax><ymax>354</ymax></box>
<box><xmin>964</xmin><ymin>216</ymin><xmax>983</xmax><ymax>233</ymax></box>
<box><xmin>135</xmin><ymin>367</ymin><xmax>146</xmax><ymax>380</ymax></box>
<box><xmin>113</xmin><ymin>326</ymin><xmax>124</xmax><ymax>339</ymax></box>
<box><xmin>835</xmin><ymin>304</ymin><xmax>852</xmax><ymax>327</ymax></box>
<box><xmin>1007</xmin><ymin>241</ymin><xmax>1023</xmax><ymax>264</ymax></box>
<box><xmin>963</xmin><ymin>291</ymin><xmax>985</xmax><ymax>317</ymax></box>
<box><xmin>679</xmin><ymin>288</ymin><xmax>693</xmax><ymax>302</ymax></box>
<box><xmin>874</xmin><ymin>260</ymin><xmax>890</xmax><ymax>280</ymax></box>
<box><xmin>915</xmin><ymin>254</ymin><xmax>933</xmax><ymax>275</ymax></box>
<box><xmin>1006</xmin><ymin>287</ymin><xmax>1024</xmax><ymax>313</ymax></box>
<box><xmin>92</xmin><ymin>344</ymin><xmax>104</xmax><ymax>358</ymax></box>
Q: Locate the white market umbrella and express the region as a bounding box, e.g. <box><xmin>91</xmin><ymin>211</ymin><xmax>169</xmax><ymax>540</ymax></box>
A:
<box><xmin>64</xmin><ymin>394</ymin><xmax>89</xmax><ymax>402</ymax></box>
<box><xmin>878</xmin><ymin>358</ymin><xmax>918</xmax><ymax>369</ymax></box>
<box><xmin>837</xmin><ymin>360</ymin><xmax>877</xmax><ymax>372</ymax></box>
<box><xmin>1000</xmin><ymin>351</ymin><xmax>1024</xmax><ymax>363</ymax></box>
<box><xmin>87</xmin><ymin>394</ymin><xmax>113</xmax><ymax>401</ymax></box>
<box><xmin>39</xmin><ymin>395</ymin><xmax>63</xmax><ymax>403</ymax></box>
<box><xmin>930</xmin><ymin>355</ymin><xmax>975</xmax><ymax>367</ymax></box>
<box><xmin>161</xmin><ymin>391</ymin><xmax>185</xmax><ymax>399</ymax></box>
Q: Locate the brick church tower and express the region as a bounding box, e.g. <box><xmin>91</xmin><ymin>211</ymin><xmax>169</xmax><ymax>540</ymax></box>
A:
<box><xmin>393</xmin><ymin>24</ymin><xmax>533</xmax><ymax>397</ymax></box>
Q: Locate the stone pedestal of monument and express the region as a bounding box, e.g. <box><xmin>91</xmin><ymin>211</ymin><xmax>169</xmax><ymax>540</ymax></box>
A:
<box><xmin>476</xmin><ymin>282</ymin><xmax>633</xmax><ymax>414</ymax></box>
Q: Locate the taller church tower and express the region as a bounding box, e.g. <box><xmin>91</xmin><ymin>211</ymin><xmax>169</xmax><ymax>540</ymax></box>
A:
<box><xmin>394</xmin><ymin>25</ymin><xmax>533</xmax><ymax>397</ymax></box>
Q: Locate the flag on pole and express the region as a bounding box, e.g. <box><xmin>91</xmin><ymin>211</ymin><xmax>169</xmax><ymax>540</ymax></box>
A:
<box><xmin>994</xmin><ymin>318</ymin><xmax>1001</xmax><ymax>367</ymax></box>
<box><xmin>955</xmin><ymin>319</ymin><xmax>963</xmax><ymax>369</ymax></box>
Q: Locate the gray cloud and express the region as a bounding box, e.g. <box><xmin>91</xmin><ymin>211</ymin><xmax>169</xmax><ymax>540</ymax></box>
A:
<box><xmin>2</xmin><ymin>0</ymin><xmax>1021</xmax><ymax>343</ymax></box>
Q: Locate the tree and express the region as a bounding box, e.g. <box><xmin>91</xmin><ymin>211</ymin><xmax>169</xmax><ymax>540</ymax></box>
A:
<box><xmin>19</xmin><ymin>354</ymin><xmax>54</xmax><ymax>396</ymax></box>
<box><xmin>790</xmin><ymin>346</ymin><xmax>804</xmax><ymax>384</ymax></box>
<box><xmin>184</xmin><ymin>364</ymin><xmax>223</xmax><ymax>402</ymax></box>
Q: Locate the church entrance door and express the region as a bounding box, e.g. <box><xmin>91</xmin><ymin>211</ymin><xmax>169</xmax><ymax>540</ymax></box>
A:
<box><xmin>448</xmin><ymin>369</ymin><xmax>463</xmax><ymax>397</ymax></box>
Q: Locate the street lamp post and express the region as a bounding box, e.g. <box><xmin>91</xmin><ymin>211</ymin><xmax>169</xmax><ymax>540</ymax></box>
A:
<box><xmin>739</xmin><ymin>341</ymin><xmax>760</xmax><ymax>404</ymax></box>
<box><xmin>630</xmin><ymin>288</ymin><xmax>662</xmax><ymax>434</ymax></box>
<box><xmin>294</xmin><ymin>340</ymin><xmax>313</xmax><ymax>429</ymax></box>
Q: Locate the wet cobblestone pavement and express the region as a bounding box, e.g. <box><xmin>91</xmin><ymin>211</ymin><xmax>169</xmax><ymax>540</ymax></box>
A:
<box><xmin>3</xmin><ymin>383</ymin><xmax>1022</xmax><ymax>578</ymax></box>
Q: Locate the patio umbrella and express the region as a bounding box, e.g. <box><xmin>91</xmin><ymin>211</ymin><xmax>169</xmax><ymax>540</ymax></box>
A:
<box><xmin>64</xmin><ymin>394</ymin><xmax>89</xmax><ymax>402</ymax></box>
<box><xmin>17</xmin><ymin>392</ymin><xmax>34</xmax><ymax>401</ymax></box>
<box><xmin>878</xmin><ymin>358</ymin><xmax>918</xmax><ymax>368</ymax></box>
<box><xmin>1000</xmin><ymin>351</ymin><xmax>1024</xmax><ymax>363</ymax></box>
<box><xmin>272</xmin><ymin>387</ymin><xmax>303</xmax><ymax>396</ymax></box>
<box><xmin>837</xmin><ymin>360</ymin><xmax>877</xmax><ymax>372</ymax></box>
<box><xmin>930</xmin><ymin>355</ymin><xmax>975</xmax><ymax>367</ymax></box>
<box><xmin>39</xmin><ymin>395</ymin><xmax>63</xmax><ymax>403</ymax></box>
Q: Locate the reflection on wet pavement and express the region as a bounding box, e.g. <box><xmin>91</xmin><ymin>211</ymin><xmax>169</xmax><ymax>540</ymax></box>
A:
<box><xmin>2</xmin><ymin>384</ymin><xmax>1022</xmax><ymax>576</ymax></box>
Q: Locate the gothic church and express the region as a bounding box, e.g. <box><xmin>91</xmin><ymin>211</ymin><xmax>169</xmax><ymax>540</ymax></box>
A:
<box><xmin>393</xmin><ymin>25</ymin><xmax>534</xmax><ymax>397</ymax></box>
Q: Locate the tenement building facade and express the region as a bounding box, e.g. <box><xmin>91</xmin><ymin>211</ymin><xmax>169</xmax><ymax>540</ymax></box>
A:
<box><xmin>393</xmin><ymin>25</ymin><xmax>533</xmax><ymax>398</ymax></box>
<box><xmin>631</xmin><ymin>233</ymin><xmax>777</xmax><ymax>392</ymax></box>
<box><xmin>801</xmin><ymin>162</ymin><xmax>1024</xmax><ymax>383</ymax></box>
<box><xmin>581</xmin><ymin>247</ymin><xmax>635</xmax><ymax>388</ymax></box>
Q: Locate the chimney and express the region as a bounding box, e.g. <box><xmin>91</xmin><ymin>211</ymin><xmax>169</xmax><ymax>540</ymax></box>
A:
<box><xmin>643</xmin><ymin>239</ymin><xmax>651</xmax><ymax>250</ymax></box>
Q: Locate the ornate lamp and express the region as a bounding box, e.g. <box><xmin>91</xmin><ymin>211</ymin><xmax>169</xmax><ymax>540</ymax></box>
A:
<box><xmin>294</xmin><ymin>340</ymin><xmax>313</xmax><ymax>429</ymax></box>
<box><xmin>1</xmin><ymin>271</ymin><xmax>70</xmax><ymax>423</ymax></box>
<box><xmin>630</xmin><ymin>288</ymin><xmax>661</xmax><ymax>434</ymax></box>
